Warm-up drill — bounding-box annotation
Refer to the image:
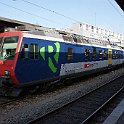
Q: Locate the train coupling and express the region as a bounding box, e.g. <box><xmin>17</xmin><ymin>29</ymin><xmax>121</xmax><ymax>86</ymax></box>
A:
<box><xmin>0</xmin><ymin>76</ymin><xmax>21</xmax><ymax>97</ymax></box>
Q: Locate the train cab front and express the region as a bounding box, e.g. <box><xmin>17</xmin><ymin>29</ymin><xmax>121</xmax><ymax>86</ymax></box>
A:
<box><xmin>0</xmin><ymin>31</ymin><xmax>22</xmax><ymax>96</ymax></box>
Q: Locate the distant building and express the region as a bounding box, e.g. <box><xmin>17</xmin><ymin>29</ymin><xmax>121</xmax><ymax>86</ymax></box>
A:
<box><xmin>62</xmin><ymin>22</ymin><xmax>124</xmax><ymax>47</ymax></box>
<box><xmin>0</xmin><ymin>17</ymin><xmax>124</xmax><ymax>47</ymax></box>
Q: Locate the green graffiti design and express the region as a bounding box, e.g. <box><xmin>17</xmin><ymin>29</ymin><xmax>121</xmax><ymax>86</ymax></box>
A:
<box><xmin>54</xmin><ymin>42</ymin><xmax>60</xmax><ymax>63</ymax></box>
<box><xmin>40</xmin><ymin>42</ymin><xmax>60</xmax><ymax>73</ymax></box>
<box><xmin>40</xmin><ymin>47</ymin><xmax>45</xmax><ymax>60</ymax></box>
<box><xmin>48</xmin><ymin>46</ymin><xmax>54</xmax><ymax>53</ymax></box>
<box><xmin>48</xmin><ymin>57</ymin><xmax>57</xmax><ymax>73</ymax></box>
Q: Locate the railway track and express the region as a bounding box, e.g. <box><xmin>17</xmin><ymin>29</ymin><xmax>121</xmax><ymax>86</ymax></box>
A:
<box><xmin>85</xmin><ymin>86</ymin><xmax>124</xmax><ymax>124</ymax></box>
<box><xmin>28</xmin><ymin>75</ymin><xmax>124</xmax><ymax>124</ymax></box>
<box><xmin>0</xmin><ymin>97</ymin><xmax>14</xmax><ymax>106</ymax></box>
<box><xmin>0</xmin><ymin>97</ymin><xmax>20</xmax><ymax>107</ymax></box>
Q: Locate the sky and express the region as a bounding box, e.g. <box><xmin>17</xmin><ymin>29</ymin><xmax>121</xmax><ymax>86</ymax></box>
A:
<box><xmin>0</xmin><ymin>0</ymin><xmax>124</xmax><ymax>34</ymax></box>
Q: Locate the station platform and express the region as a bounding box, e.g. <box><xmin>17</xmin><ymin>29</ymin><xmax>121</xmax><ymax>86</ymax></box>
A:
<box><xmin>103</xmin><ymin>98</ymin><xmax>124</xmax><ymax>124</ymax></box>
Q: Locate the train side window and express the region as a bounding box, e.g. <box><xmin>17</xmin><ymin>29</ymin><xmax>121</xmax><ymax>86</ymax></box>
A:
<box><xmin>67</xmin><ymin>48</ymin><xmax>73</xmax><ymax>60</ymax></box>
<box><xmin>113</xmin><ymin>51</ymin><xmax>117</xmax><ymax>59</ymax></box>
<box><xmin>98</xmin><ymin>50</ymin><xmax>103</xmax><ymax>60</ymax></box>
<box><xmin>117</xmin><ymin>51</ymin><xmax>120</xmax><ymax>59</ymax></box>
<box><xmin>85</xmin><ymin>49</ymin><xmax>90</xmax><ymax>60</ymax></box>
<box><xmin>103</xmin><ymin>50</ymin><xmax>107</xmax><ymax>59</ymax></box>
<box><xmin>20</xmin><ymin>44</ymin><xmax>29</xmax><ymax>59</ymax></box>
<box><xmin>29</xmin><ymin>44</ymin><xmax>38</xmax><ymax>60</ymax></box>
<box><xmin>92</xmin><ymin>48</ymin><xmax>97</xmax><ymax>60</ymax></box>
<box><xmin>121</xmin><ymin>52</ymin><xmax>123</xmax><ymax>59</ymax></box>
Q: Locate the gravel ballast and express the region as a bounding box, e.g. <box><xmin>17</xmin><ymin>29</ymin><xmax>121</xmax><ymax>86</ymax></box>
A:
<box><xmin>0</xmin><ymin>68</ymin><xmax>124</xmax><ymax>124</ymax></box>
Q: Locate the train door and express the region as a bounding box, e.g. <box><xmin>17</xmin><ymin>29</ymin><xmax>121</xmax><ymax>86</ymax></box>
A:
<box><xmin>108</xmin><ymin>49</ymin><xmax>112</xmax><ymax>65</ymax></box>
<box><xmin>64</xmin><ymin>45</ymin><xmax>75</xmax><ymax>75</ymax></box>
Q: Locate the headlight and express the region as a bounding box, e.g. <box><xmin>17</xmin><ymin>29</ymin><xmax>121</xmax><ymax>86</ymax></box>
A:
<box><xmin>4</xmin><ymin>70</ymin><xmax>10</xmax><ymax>76</ymax></box>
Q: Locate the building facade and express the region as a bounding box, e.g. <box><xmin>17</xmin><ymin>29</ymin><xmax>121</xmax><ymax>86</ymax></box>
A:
<box><xmin>63</xmin><ymin>22</ymin><xmax>124</xmax><ymax>47</ymax></box>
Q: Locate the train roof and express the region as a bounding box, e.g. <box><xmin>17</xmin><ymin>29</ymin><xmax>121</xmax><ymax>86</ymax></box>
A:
<box><xmin>23</xmin><ymin>30</ymin><xmax>124</xmax><ymax>51</ymax></box>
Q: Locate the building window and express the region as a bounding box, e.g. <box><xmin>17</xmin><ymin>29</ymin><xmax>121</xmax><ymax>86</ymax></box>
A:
<box><xmin>62</xmin><ymin>35</ymin><xmax>73</xmax><ymax>41</ymax></box>
<box><xmin>29</xmin><ymin>44</ymin><xmax>38</xmax><ymax>59</ymax></box>
<box><xmin>73</xmin><ymin>37</ymin><xmax>77</xmax><ymax>42</ymax></box>
<box><xmin>67</xmin><ymin>48</ymin><xmax>73</xmax><ymax>60</ymax></box>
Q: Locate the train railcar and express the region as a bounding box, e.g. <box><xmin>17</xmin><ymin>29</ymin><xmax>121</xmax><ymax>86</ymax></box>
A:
<box><xmin>0</xmin><ymin>30</ymin><xmax>124</xmax><ymax>96</ymax></box>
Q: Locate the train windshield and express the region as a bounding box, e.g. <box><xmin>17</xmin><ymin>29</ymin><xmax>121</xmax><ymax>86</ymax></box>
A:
<box><xmin>0</xmin><ymin>37</ymin><xmax>2</xmax><ymax>50</ymax></box>
<box><xmin>0</xmin><ymin>36</ymin><xmax>19</xmax><ymax>60</ymax></box>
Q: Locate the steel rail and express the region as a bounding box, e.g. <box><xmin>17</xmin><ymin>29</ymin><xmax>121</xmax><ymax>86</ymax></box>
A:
<box><xmin>82</xmin><ymin>82</ymin><xmax>124</xmax><ymax>124</ymax></box>
<box><xmin>28</xmin><ymin>74</ymin><xmax>124</xmax><ymax>124</ymax></box>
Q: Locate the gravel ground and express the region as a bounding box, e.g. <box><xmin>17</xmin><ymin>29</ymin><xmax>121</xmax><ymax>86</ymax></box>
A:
<box><xmin>0</xmin><ymin>68</ymin><xmax>124</xmax><ymax>124</ymax></box>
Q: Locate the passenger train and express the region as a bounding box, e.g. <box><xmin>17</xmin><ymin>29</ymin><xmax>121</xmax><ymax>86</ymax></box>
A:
<box><xmin>0</xmin><ymin>28</ymin><xmax>124</xmax><ymax>96</ymax></box>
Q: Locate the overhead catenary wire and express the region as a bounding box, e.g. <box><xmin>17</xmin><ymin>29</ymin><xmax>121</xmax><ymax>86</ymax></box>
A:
<box><xmin>15</xmin><ymin>0</ymin><xmax>124</xmax><ymax>26</ymax></box>
<box><xmin>107</xmin><ymin>0</ymin><xmax>124</xmax><ymax>18</ymax></box>
<box><xmin>0</xmin><ymin>1</ymin><xmax>65</xmax><ymax>26</ymax></box>
<box><xmin>14</xmin><ymin>0</ymin><xmax>80</xmax><ymax>23</ymax></box>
